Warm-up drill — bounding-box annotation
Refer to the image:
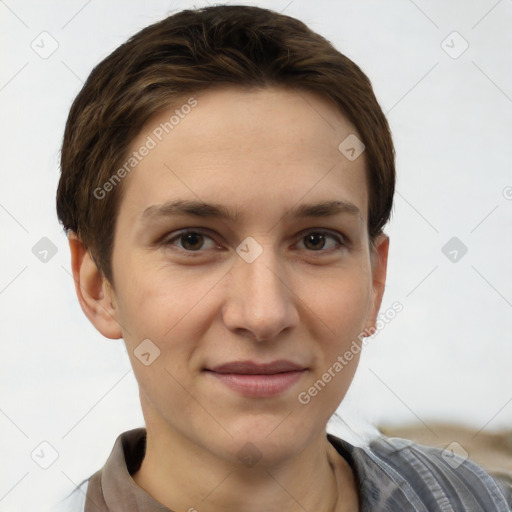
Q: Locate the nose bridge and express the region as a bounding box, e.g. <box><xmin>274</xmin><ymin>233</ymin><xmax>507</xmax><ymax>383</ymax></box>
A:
<box><xmin>224</xmin><ymin>239</ymin><xmax>297</xmax><ymax>341</ymax></box>
<box><xmin>244</xmin><ymin>246</ymin><xmax>283</xmax><ymax>302</ymax></box>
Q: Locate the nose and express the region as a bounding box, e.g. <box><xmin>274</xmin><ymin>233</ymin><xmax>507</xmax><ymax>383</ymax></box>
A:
<box><xmin>221</xmin><ymin>243</ymin><xmax>299</xmax><ymax>342</ymax></box>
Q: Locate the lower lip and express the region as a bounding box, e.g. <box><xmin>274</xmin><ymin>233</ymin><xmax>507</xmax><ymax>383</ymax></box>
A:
<box><xmin>207</xmin><ymin>370</ymin><xmax>305</xmax><ymax>397</ymax></box>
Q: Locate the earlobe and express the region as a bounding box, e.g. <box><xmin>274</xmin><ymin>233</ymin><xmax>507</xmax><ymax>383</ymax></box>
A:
<box><xmin>364</xmin><ymin>234</ymin><xmax>390</xmax><ymax>332</ymax></box>
<box><xmin>68</xmin><ymin>232</ymin><xmax>123</xmax><ymax>340</ymax></box>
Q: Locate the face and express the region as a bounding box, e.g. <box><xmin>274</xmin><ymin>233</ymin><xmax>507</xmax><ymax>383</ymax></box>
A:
<box><xmin>101</xmin><ymin>86</ymin><xmax>387</xmax><ymax>465</ymax></box>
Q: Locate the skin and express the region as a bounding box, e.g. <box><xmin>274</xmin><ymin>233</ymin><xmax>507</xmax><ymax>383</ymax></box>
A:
<box><xmin>69</xmin><ymin>85</ymin><xmax>389</xmax><ymax>512</ymax></box>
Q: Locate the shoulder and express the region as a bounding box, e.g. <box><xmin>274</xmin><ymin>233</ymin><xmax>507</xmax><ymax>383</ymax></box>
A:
<box><xmin>362</xmin><ymin>435</ymin><xmax>511</xmax><ymax>511</ymax></box>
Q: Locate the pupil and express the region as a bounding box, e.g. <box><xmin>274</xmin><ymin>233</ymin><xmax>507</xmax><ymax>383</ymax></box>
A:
<box><xmin>182</xmin><ymin>233</ymin><xmax>202</xmax><ymax>250</ymax></box>
<box><xmin>305</xmin><ymin>233</ymin><xmax>325</xmax><ymax>250</ymax></box>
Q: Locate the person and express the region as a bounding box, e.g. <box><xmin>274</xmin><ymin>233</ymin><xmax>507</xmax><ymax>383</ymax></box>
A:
<box><xmin>54</xmin><ymin>4</ymin><xmax>511</xmax><ymax>511</ymax></box>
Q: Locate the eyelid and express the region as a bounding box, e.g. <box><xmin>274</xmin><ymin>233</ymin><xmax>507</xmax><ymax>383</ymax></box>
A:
<box><xmin>295</xmin><ymin>228</ymin><xmax>349</xmax><ymax>245</ymax></box>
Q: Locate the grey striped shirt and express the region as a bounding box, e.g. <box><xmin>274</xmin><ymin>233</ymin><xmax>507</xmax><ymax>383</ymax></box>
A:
<box><xmin>53</xmin><ymin>428</ymin><xmax>511</xmax><ymax>511</ymax></box>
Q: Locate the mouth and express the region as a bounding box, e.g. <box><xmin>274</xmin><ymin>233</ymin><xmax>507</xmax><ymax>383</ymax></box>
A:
<box><xmin>204</xmin><ymin>360</ymin><xmax>307</xmax><ymax>397</ymax></box>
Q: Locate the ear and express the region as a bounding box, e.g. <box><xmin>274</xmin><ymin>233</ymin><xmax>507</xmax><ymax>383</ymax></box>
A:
<box><xmin>363</xmin><ymin>233</ymin><xmax>389</xmax><ymax>332</ymax></box>
<box><xmin>68</xmin><ymin>232</ymin><xmax>123</xmax><ymax>340</ymax></box>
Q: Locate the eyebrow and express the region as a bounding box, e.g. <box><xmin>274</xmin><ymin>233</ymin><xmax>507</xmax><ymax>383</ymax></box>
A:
<box><xmin>140</xmin><ymin>199</ymin><xmax>363</xmax><ymax>223</ymax></box>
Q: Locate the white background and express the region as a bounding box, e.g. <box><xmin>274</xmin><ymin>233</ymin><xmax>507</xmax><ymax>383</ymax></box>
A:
<box><xmin>1</xmin><ymin>0</ymin><xmax>511</xmax><ymax>510</ymax></box>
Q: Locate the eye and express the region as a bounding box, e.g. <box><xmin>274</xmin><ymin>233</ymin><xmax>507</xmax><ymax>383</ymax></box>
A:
<box><xmin>162</xmin><ymin>229</ymin><xmax>218</xmax><ymax>255</ymax></box>
<box><xmin>161</xmin><ymin>228</ymin><xmax>348</xmax><ymax>257</ymax></box>
<box><xmin>296</xmin><ymin>230</ymin><xmax>347</xmax><ymax>253</ymax></box>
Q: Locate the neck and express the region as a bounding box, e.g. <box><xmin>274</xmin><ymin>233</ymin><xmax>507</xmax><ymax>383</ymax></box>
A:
<box><xmin>132</xmin><ymin>423</ymin><xmax>353</xmax><ymax>512</ymax></box>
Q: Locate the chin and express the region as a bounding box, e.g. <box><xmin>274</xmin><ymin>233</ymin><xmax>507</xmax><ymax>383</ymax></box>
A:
<box><xmin>217</xmin><ymin>415</ymin><xmax>315</xmax><ymax>467</ymax></box>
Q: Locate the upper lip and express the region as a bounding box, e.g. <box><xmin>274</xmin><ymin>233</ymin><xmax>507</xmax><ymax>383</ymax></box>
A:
<box><xmin>207</xmin><ymin>360</ymin><xmax>306</xmax><ymax>375</ymax></box>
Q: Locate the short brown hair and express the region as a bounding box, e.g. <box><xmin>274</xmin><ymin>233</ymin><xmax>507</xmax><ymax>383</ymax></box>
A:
<box><xmin>56</xmin><ymin>4</ymin><xmax>395</xmax><ymax>284</ymax></box>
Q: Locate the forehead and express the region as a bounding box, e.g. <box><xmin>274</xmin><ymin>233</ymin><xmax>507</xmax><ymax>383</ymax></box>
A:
<box><xmin>116</xmin><ymin>85</ymin><xmax>368</xmax><ymax>227</ymax></box>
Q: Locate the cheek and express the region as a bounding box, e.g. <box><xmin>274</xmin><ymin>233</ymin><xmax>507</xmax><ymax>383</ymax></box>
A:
<box><xmin>306</xmin><ymin>265</ymin><xmax>373</xmax><ymax>342</ymax></box>
<box><xmin>115</xmin><ymin>258</ymin><xmax>219</xmax><ymax>343</ymax></box>
<box><xmin>295</xmin><ymin>271</ymin><xmax>371</xmax><ymax>416</ymax></box>
<box><xmin>116</xmin><ymin>250</ymin><xmax>373</xmax><ymax>363</ymax></box>
<box><xmin>116</xmin><ymin>268</ymin><xmax>205</xmax><ymax>416</ymax></box>
<box><xmin>114</xmin><ymin>263</ymin><xmax>224</xmax><ymax>412</ymax></box>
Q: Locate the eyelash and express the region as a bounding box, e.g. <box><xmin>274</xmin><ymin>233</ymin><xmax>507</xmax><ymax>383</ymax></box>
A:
<box><xmin>160</xmin><ymin>228</ymin><xmax>348</xmax><ymax>258</ymax></box>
